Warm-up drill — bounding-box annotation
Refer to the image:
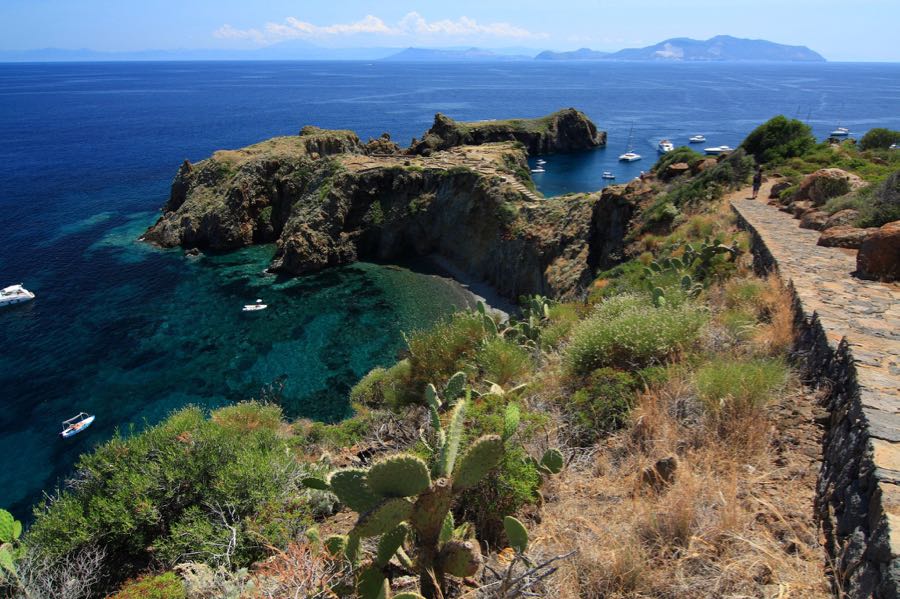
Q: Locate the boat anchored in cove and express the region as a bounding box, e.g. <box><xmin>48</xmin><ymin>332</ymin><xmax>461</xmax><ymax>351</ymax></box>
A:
<box><xmin>60</xmin><ymin>412</ymin><xmax>95</xmax><ymax>439</ymax></box>
<box><xmin>1</xmin><ymin>284</ymin><xmax>35</xmax><ymax>307</ymax></box>
<box><xmin>242</xmin><ymin>299</ymin><xmax>268</xmax><ymax>312</ymax></box>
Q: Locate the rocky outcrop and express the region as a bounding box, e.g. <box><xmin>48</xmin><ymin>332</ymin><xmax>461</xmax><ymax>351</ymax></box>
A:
<box><xmin>364</xmin><ymin>133</ymin><xmax>402</xmax><ymax>155</ymax></box>
<box><xmin>794</xmin><ymin>168</ymin><xmax>865</xmax><ymax>205</ymax></box>
<box><xmin>799</xmin><ymin>210</ymin><xmax>829</xmax><ymax>230</ymax></box>
<box><xmin>408</xmin><ymin>108</ymin><xmax>606</xmax><ymax>156</ymax></box>
<box><xmin>144</xmin><ymin>124</ymin><xmax>636</xmax><ymax>301</ymax></box>
<box><xmin>817</xmin><ymin>226</ymin><xmax>874</xmax><ymax>249</ymax></box>
<box><xmin>857</xmin><ymin>221</ymin><xmax>900</xmax><ymax>281</ymax></box>
<box><xmin>824</xmin><ymin>209</ymin><xmax>860</xmax><ymax>229</ymax></box>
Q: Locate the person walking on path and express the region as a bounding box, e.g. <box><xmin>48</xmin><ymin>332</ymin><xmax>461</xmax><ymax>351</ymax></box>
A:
<box><xmin>752</xmin><ymin>166</ymin><xmax>763</xmax><ymax>199</ymax></box>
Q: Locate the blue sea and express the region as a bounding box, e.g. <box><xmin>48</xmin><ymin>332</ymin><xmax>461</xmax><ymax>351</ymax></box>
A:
<box><xmin>1</xmin><ymin>60</ymin><xmax>899</xmax><ymax>520</ymax></box>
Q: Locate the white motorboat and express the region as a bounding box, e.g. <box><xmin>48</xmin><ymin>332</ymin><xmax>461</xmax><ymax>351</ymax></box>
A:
<box><xmin>830</xmin><ymin>127</ymin><xmax>850</xmax><ymax>137</ymax></box>
<box><xmin>536</xmin><ymin>159</ymin><xmax>547</xmax><ymax>165</ymax></box>
<box><xmin>530</xmin><ymin>167</ymin><xmax>545</xmax><ymax>173</ymax></box>
<box><xmin>242</xmin><ymin>299</ymin><xmax>268</xmax><ymax>312</ymax></box>
<box><xmin>657</xmin><ymin>139</ymin><xmax>675</xmax><ymax>153</ymax></box>
<box><xmin>1</xmin><ymin>284</ymin><xmax>35</xmax><ymax>307</ymax></box>
<box><xmin>618</xmin><ymin>122</ymin><xmax>642</xmax><ymax>162</ymax></box>
<box><xmin>704</xmin><ymin>145</ymin><xmax>732</xmax><ymax>156</ymax></box>
<box><xmin>601</xmin><ymin>171</ymin><xmax>616</xmax><ymax>180</ymax></box>
<box><xmin>60</xmin><ymin>412</ymin><xmax>95</xmax><ymax>439</ymax></box>
<box><xmin>689</xmin><ymin>135</ymin><xmax>706</xmax><ymax>144</ymax></box>
<box><xmin>890</xmin><ymin>143</ymin><xmax>899</xmax><ymax>150</ymax></box>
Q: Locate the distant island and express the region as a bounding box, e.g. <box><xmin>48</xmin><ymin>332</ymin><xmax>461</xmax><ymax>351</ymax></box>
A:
<box><xmin>0</xmin><ymin>35</ymin><xmax>826</xmax><ymax>63</ymax></box>
<box><xmin>536</xmin><ymin>35</ymin><xmax>826</xmax><ymax>62</ymax></box>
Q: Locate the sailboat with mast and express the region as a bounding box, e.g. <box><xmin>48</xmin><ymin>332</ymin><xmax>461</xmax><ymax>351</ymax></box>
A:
<box><xmin>618</xmin><ymin>122</ymin><xmax>642</xmax><ymax>162</ymax></box>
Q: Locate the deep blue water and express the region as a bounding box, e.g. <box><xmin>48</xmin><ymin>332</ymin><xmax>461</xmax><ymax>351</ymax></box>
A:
<box><xmin>1</xmin><ymin>61</ymin><xmax>899</xmax><ymax>520</ymax></box>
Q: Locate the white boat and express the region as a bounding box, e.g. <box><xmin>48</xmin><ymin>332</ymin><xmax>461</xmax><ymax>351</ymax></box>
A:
<box><xmin>530</xmin><ymin>167</ymin><xmax>545</xmax><ymax>173</ymax></box>
<box><xmin>657</xmin><ymin>139</ymin><xmax>675</xmax><ymax>153</ymax></box>
<box><xmin>536</xmin><ymin>159</ymin><xmax>547</xmax><ymax>165</ymax></box>
<box><xmin>830</xmin><ymin>127</ymin><xmax>850</xmax><ymax>137</ymax></box>
<box><xmin>60</xmin><ymin>412</ymin><xmax>95</xmax><ymax>439</ymax></box>
<box><xmin>1</xmin><ymin>284</ymin><xmax>35</xmax><ymax>307</ymax></box>
<box><xmin>890</xmin><ymin>143</ymin><xmax>899</xmax><ymax>150</ymax></box>
<box><xmin>618</xmin><ymin>122</ymin><xmax>642</xmax><ymax>162</ymax></box>
<box><xmin>704</xmin><ymin>145</ymin><xmax>732</xmax><ymax>156</ymax></box>
<box><xmin>601</xmin><ymin>171</ymin><xmax>616</xmax><ymax>180</ymax></box>
<box><xmin>242</xmin><ymin>299</ymin><xmax>268</xmax><ymax>312</ymax></box>
<box><xmin>689</xmin><ymin>135</ymin><xmax>706</xmax><ymax>144</ymax></box>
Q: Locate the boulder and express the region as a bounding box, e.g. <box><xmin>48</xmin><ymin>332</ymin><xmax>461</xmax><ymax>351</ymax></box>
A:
<box><xmin>817</xmin><ymin>226</ymin><xmax>874</xmax><ymax>249</ymax></box>
<box><xmin>799</xmin><ymin>210</ymin><xmax>829</xmax><ymax>230</ymax></box>
<box><xmin>769</xmin><ymin>180</ymin><xmax>792</xmax><ymax>199</ymax></box>
<box><xmin>823</xmin><ymin>209</ymin><xmax>860</xmax><ymax>230</ymax></box>
<box><xmin>640</xmin><ymin>456</ymin><xmax>678</xmax><ymax>492</ymax></box>
<box><xmin>789</xmin><ymin>200</ymin><xmax>815</xmax><ymax>218</ymax></box>
<box><xmin>794</xmin><ymin>168</ymin><xmax>864</xmax><ymax>205</ymax></box>
<box><xmin>857</xmin><ymin>221</ymin><xmax>900</xmax><ymax>281</ymax></box>
<box><xmin>694</xmin><ymin>158</ymin><xmax>718</xmax><ymax>173</ymax></box>
<box><xmin>665</xmin><ymin>162</ymin><xmax>691</xmax><ymax>178</ymax></box>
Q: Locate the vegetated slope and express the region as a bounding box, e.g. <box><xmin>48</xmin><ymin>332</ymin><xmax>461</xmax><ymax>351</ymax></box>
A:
<box><xmin>12</xmin><ymin>117</ymin><xmax>878</xmax><ymax>598</ymax></box>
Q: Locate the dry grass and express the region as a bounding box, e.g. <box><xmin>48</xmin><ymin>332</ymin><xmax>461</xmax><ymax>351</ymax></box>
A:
<box><xmin>532</xmin><ymin>375</ymin><xmax>829</xmax><ymax>599</ymax></box>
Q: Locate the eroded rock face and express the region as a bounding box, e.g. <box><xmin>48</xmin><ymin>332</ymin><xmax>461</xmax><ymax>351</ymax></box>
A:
<box><xmin>144</xmin><ymin>127</ymin><xmax>636</xmax><ymax>301</ymax></box>
<box><xmin>857</xmin><ymin>221</ymin><xmax>900</xmax><ymax>281</ymax></box>
<box><xmin>408</xmin><ymin>108</ymin><xmax>606</xmax><ymax>156</ymax></box>
<box><xmin>824</xmin><ymin>209</ymin><xmax>860</xmax><ymax>230</ymax></box>
<box><xmin>799</xmin><ymin>210</ymin><xmax>829</xmax><ymax>230</ymax></box>
<box><xmin>794</xmin><ymin>168</ymin><xmax>864</xmax><ymax>206</ymax></box>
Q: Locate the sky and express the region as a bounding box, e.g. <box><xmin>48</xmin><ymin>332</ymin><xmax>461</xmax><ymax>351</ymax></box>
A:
<box><xmin>0</xmin><ymin>0</ymin><xmax>897</xmax><ymax>61</ymax></box>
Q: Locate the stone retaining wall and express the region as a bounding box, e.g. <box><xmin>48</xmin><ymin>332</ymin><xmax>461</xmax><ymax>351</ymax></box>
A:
<box><xmin>732</xmin><ymin>201</ymin><xmax>899</xmax><ymax>599</ymax></box>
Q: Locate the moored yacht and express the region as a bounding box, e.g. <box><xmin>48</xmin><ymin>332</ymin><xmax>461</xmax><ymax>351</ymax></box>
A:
<box><xmin>1</xmin><ymin>284</ymin><xmax>35</xmax><ymax>307</ymax></box>
<box><xmin>657</xmin><ymin>139</ymin><xmax>674</xmax><ymax>153</ymax></box>
<box><xmin>689</xmin><ymin>134</ymin><xmax>706</xmax><ymax>144</ymax></box>
<box><xmin>830</xmin><ymin>127</ymin><xmax>850</xmax><ymax>137</ymax></box>
<box><xmin>704</xmin><ymin>145</ymin><xmax>732</xmax><ymax>156</ymax></box>
<box><xmin>618</xmin><ymin>121</ymin><xmax>642</xmax><ymax>162</ymax></box>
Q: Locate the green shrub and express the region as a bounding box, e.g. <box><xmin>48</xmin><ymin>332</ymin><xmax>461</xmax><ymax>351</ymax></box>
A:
<box><xmin>653</xmin><ymin>146</ymin><xmax>704</xmax><ymax>176</ymax></box>
<box><xmin>858</xmin><ymin>170</ymin><xmax>900</xmax><ymax>227</ymax></box>
<box><xmin>565</xmin><ymin>295</ymin><xmax>707</xmax><ymax>376</ymax></box>
<box><xmin>110</xmin><ymin>572</ymin><xmax>186</xmax><ymax>599</ymax></box>
<box><xmin>859</xmin><ymin>128</ymin><xmax>900</xmax><ymax>151</ymax></box>
<box><xmin>568</xmin><ymin>368</ymin><xmax>639</xmax><ymax>443</ymax></box>
<box><xmin>740</xmin><ymin>116</ymin><xmax>816</xmax><ymax>164</ymax></box>
<box><xmin>541</xmin><ymin>303</ymin><xmax>582</xmax><ymax>348</ymax></box>
<box><xmin>695</xmin><ymin>358</ymin><xmax>789</xmax><ymax>413</ymax></box>
<box><xmin>26</xmin><ymin>404</ymin><xmax>309</xmax><ymax>588</ymax></box>
<box><xmin>476</xmin><ymin>338</ymin><xmax>532</xmax><ymax>387</ymax></box>
<box><xmin>405</xmin><ymin>312</ymin><xmax>485</xmax><ymax>397</ymax></box>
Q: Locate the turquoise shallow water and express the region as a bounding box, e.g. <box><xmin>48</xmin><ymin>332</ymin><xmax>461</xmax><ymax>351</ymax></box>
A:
<box><xmin>1</xmin><ymin>60</ymin><xmax>899</xmax><ymax>520</ymax></box>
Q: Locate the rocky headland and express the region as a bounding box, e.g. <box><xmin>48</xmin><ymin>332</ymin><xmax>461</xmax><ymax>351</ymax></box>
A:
<box><xmin>143</xmin><ymin>110</ymin><xmax>632</xmax><ymax>300</ymax></box>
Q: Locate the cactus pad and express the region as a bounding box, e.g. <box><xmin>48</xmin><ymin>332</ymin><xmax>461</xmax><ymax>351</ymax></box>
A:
<box><xmin>323</xmin><ymin>534</ymin><xmax>347</xmax><ymax>557</ymax></box>
<box><xmin>438</xmin><ymin>399</ymin><xmax>466</xmax><ymax>477</ymax></box>
<box><xmin>439</xmin><ymin>540</ymin><xmax>483</xmax><ymax>577</ymax></box>
<box><xmin>439</xmin><ymin>511</ymin><xmax>455</xmax><ymax>545</ymax></box>
<box><xmin>443</xmin><ymin>371</ymin><xmax>467</xmax><ymax>404</ymax></box>
<box><xmin>452</xmin><ymin>435</ymin><xmax>504</xmax><ymax>492</ymax></box>
<box><xmin>393</xmin><ymin>594</ymin><xmax>427</xmax><ymax>599</ymax></box>
<box><xmin>504</xmin><ymin>516</ymin><xmax>529</xmax><ymax>553</ymax></box>
<box><xmin>356</xmin><ymin>566</ymin><xmax>387</xmax><ymax>599</ymax></box>
<box><xmin>367</xmin><ymin>454</ymin><xmax>431</xmax><ymax>498</ymax></box>
<box><xmin>301</xmin><ymin>476</ymin><xmax>330</xmax><ymax>491</ymax></box>
<box><xmin>375</xmin><ymin>522</ymin><xmax>409</xmax><ymax>568</ymax></box>
<box><xmin>502</xmin><ymin>403</ymin><xmax>520</xmax><ymax>441</ymax></box>
<box><xmin>355</xmin><ymin>497</ymin><xmax>413</xmax><ymax>538</ymax></box>
<box><xmin>540</xmin><ymin>448</ymin><xmax>564</xmax><ymax>474</ymax></box>
<box><xmin>329</xmin><ymin>468</ymin><xmax>380</xmax><ymax>513</ymax></box>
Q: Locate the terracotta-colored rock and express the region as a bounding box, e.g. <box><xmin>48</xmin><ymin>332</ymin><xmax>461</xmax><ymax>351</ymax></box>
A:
<box><xmin>794</xmin><ymin>168</ymin><xmax>865</xmax><ymax>205</ymax></box>
<box><xmin>789</xmin><ymin>200</ymin><xmax>814</xmax><ymax>218</ymax></box>
<box><xmin>694</xmin><ymin>158</ymin><xmax>718</xmax><ymax>173</ymax></box>
<box><xmin>666</xmin><ymin>162</ymin><xmax>690</xmax><ymax>177</ymax></box>
<box><xmin>857</xmin><ymin>221</ymin><xmax>900</xmax><ymax>281</ymax></box>
<box><xmin>817</xmin><ymin>226</ymin><xmax>874</xmax><ymax>249</ymax></box>
<box><xmin>824</xmin><ymin>209</ymin><xmax>860</xmax><ymax>230</ymax></box>
<box><xmin>799</xmin><ymin>210</ymin><xmax>829</xmax><ymax>230</ymax></box>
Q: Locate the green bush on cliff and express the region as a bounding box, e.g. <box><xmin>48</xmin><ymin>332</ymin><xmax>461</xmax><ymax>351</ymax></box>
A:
<box><xmin>110</xmin><ymin>572</ymin><xmax>186</xmax><ymax>599</ymax></box>
<box><xmin>859</xmin><ymin>128</ymin><xmax>900</xmax><ymax>151</ymax></box>
<box><xmin>653</xmin><ymin>146</ymin><xmax>704</xmax><ymax>175</ymax></box>
<box><xmin>476</xmin><ymin>338</ymin><xmax>532</xmax><ymax>387</ymax></box>
<box><xmin>740</xmin><ymin>115</ymin><xmax>815</xmax><ymax>164</ymax></box>
<box><xmin>565</xmin><ymin>295</ymin><xmax>707</xmax><ymax>376</ymax></box>
<box><xmin>26</xmin><ymin>403</ymin><xmax>311</xmax><ymax>587</ymax></box>
<box><xmin>568</xmin><ymin>368</ymin><xmax>640</xmax><ymax>444</ymax></box>
<box><xmin>404</xmin><ymin>312</ymin><xmax>485</xmax><ymax>400</ymax></box>
<box><xmin>696</xmin><ymin>358</ymin><xmax>789</xmax><ymax>414</ymax></box>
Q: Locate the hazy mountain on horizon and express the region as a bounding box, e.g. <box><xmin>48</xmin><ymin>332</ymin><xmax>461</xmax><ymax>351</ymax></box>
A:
<box><xmin>0</xmin><ymin>35</ymin><xmax>826</xmax><ymax>63</ymax></box>
<box><xmin>547</xmin><ymin>35</ymin><xmax>826</xmax><ymax>62</ymax></box>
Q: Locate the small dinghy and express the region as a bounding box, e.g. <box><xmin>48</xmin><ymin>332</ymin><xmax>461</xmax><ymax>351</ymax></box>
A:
<box><xmin>242</xmin><ymin>299</ymin><xmax>268</xmax><ymax>312</ymax></box>
<box><xmin>60</xmin><ymin>412</ymin><xmax>95</xmax><ymax>439</ymax></box>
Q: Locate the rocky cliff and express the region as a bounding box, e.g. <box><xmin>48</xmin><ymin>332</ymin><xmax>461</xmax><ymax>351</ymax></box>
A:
<box><xmin>408</xmin><ymin>108</ymin><xmax>606</xmax><ymax>156</ymax></box>
<box><xmin>144</xmin><ymin>113</ymin><xmax>632</xmax><ymax>300</ymax></box>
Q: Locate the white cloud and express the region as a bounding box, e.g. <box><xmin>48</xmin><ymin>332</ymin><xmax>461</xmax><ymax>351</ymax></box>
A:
<box><xmin>214</xmin><ymin>12</ymin><xmax>546</xmax><ymax>46</ymax></box>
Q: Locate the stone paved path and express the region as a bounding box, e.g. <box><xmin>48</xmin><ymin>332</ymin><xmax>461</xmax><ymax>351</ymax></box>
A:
<box><xmin>729</xmin><ymin>180</ymin><xmax>900</xmax><ymax>593</ymax></box>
